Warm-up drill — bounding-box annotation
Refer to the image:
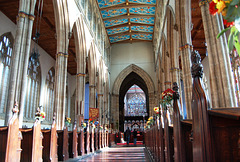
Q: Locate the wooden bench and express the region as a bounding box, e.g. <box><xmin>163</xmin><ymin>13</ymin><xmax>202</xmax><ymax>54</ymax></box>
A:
<box><xmin>84</xmin><ymin>126</ymin><xmax>90</xmax><ymax>154</ymax></box>
<box><xmin>0</xmin><ymin>105</ymin><xmax>22</xmax><ymax>162</ymax></box>
<box><xmin>77</xmin><ymin>128</ymin><xmax>84</xmax><ymax>156</ymax></box>
<box><xmin>208</xmin><ymin>108</ymin><xmax>240</xmax><ymax>162</ymax></box>
<box><xmin>20</xmin><ymin>120</ymin><xmax>43</xmax><ymax>162</ymax></box>
<box><xmin>68</xmin><ymin>123</ymin><xmax>78</xmax><ymax>158</ymax></box>
<box><xmin>90</xmin><ymin>126</ymin><xmax>94</xmax><ymax>152</ymax></box>
<box><xmin>94</xmin><ymin>129</ymin><xmax>98</xmax><ymax>150</ymax></box>
<box><xmin>57</xmin><ymin>127</ymin><xmax>69</xmax><ymax>161</ymax></box>
<box><xmin>41</xmin><ymin>118</ymin><xmax>58</xmax><ymax>162</ymax></box>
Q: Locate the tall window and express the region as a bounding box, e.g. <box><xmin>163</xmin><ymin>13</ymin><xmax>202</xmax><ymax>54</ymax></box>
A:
<box><xmin>0</xmin><ymin>33</ymin><xmax>13</xmax><ymax>114</ymax></box>
<box><xmin>124</xmin><ymin>85</ymin><xmax>147</xmax><ymax>117</ymax></box>
<box><xmin>45</xmin><ymin>67</ymin><xmax>55</xmax><ymax>121</ymax></box>
<box><xmin>24</xmin><ymin>55</ymin><xmax>41</xmax><ymax>119</ymax></box>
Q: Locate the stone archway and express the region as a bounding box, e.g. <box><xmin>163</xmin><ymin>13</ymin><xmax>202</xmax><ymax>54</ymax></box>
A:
<box><xmin>111</xmin><ymin>64</ymin><xmax>155</xmax><ymax>131</ymax></box>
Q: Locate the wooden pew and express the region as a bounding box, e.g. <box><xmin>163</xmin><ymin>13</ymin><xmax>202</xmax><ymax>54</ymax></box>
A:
<box><xmin>20</xmin><ymin>120</ymin><xmax>43</xmax><ymax>162</ymax></box>
<box><xmin>68</xmin><ymin>122</ymin><xmax>78</xmax><ymax>158</ymax></box>
<box><xmin>57</xmin><ymin>127</ymin><xmax>69</xmax><ymax>161</ymax></box>
<box><xmin>208</xmin><ymin>108</ymin><xmax>240</xmax><ymax>162</ymax></box>
<box><xmin>163</xmin><ymin>110</ymin><xmax>173</xmax><ymax>162</ymax></box>
<box><xmin>77</xmin><ymin>128</ymin><xmax>85</xmax><ymax>156</ymax></box>
<box><xmin>0</xmin><ymin>103</ymin><xmax>22</xmax><ymax>162</ymax></box>
<box><xmin>99</xmin><ymin>130</ymin><xmax>102</xmax><ymax>149</ymax></box>
<box><xmin>84</xmin><ymin>125</ymin><xmax>90</xmax><ymax>154</ymax></box>
<box><xmin>41</xmin><ymin>117</ymin><xmax>58</xmax><ymax>162</ymax></box>
<box><xmin>181</xmin><ymin>120</ymin><xmax>193</xmax><ymax>162</ymax></box>
<box><xmin>90</xmin><ymin>125</ymin><xmax>94</xmax><ymax>152</ymax></box>
<box><xmin>94</xmin><ymin>128</ymin><xmax>98</xmax><ymax>151</ymax></box>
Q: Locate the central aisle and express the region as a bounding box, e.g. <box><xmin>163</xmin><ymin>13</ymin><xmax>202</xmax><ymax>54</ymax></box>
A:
<box><xmin>68</xmin><ymin>146</ymin><xmax>152</xmax><ymax>162</ymax></box>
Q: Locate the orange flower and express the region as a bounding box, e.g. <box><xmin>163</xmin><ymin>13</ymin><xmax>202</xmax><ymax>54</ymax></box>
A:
<box><xmin>221</xmin><ymin>8</ymin><xmax>227</xmax><ymax>16</ymax></box>
<box><xmin>216</xmin><ymin>1</ymin><xmax>226</xmax><ymax>13</ymax></box>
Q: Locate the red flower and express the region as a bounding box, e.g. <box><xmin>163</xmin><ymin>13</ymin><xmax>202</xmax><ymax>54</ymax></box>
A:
<box><xmin>223</xmin><ymin>19</ymin><xmax>235</xmax><ymax>27</ymax></box>
<box><xmin>209</xmin><ymin>1</ymin><xmax>218</xmax><ymax>15</ymax></box>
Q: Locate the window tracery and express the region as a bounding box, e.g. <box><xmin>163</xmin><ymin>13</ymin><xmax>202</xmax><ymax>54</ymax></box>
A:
<box><xmin>24</xmin><ymin>55</ymin><xmax>41</xmax><ymax>119</ymax></box>
<box><xmin>0</xmin><ymin>33</ymin><xmax>13</xmax><ymax>114</ymax></box>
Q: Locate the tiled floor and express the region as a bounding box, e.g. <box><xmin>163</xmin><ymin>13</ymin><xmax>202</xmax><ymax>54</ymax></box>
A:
<box><xmin>68</xmin><ymin>146</ymin><xmax>152</xmax><ymax>162</ymax></box>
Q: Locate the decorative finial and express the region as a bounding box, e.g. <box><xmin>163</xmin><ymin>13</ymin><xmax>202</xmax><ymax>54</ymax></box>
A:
<box><xmin>35</xmin><ymin>106</ymin><xmax>41</xmax><ymax>118</ymax></box>
<box><xmin>191</xmin><ymin>50</ymin><xmax>203</xmax><ymax>78</ymax></box>
<box><xmin>12</xmin><ymin>101</ymin><xmax>19</xmax><ymax>114</ymax></box>
<box><xmin>172</xmin><ymin>82</ymin><xmax>180</xmax><ymax>100</ymax></box>
<box><xmin>53</xmin><ymin>112</ymin><xmax>56</xmax><ymax>121</ymax></box>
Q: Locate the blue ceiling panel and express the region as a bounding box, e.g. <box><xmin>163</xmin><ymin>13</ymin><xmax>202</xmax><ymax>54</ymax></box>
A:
<box><xmin>131</xmin><ymin>26</ymin><xmax>153</xmax><ymax>32</ymax></box>
<box><xmin>107</xmin><ymin>27</ymin><xmax>129</xmax><ymax>35</ymax></box>
<box><xmin>129</xmin><ymin>7</ymin><xmax>155</xmax><ymax>15</ymax></box>
<box><xmin>132</xmin><ymin>34</ymin><xmax>152</xmax><ymax>40</ymax></box>
<box><xmin>130</xmin><ymin>17</ymin><xmax>154</xmax><ymax>24</ymax></box>
<box><xmin>128</xmin><ymin>0</ymin><xmax>156</xmax><ymax>4</ymax></box>
<box><xmin>101</xmin><ymin>8</ymin><xmax>127</xmax><ymax>18</ymax></box>
<box><xmin>109</xmin><ymin>35</ymin><xmax>130</xmax><ymax>43</ymax></box>
<box><xmin>97</xmin><ymin>0</ymin><xmax>126</xmax><ymax>8</ymax></box>
<box><xmin>104</xmin><ymin>19</ymin><xmax>129</xmax><ymax>27</ymax></box>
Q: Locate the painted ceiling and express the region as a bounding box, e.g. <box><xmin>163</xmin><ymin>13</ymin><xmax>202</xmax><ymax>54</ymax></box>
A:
<box><xmin>97</xmin><ymin>0</ymin><xmax>157</xmax><ymax>44</ymax></box>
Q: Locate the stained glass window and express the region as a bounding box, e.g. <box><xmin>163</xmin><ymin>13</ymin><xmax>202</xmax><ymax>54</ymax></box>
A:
<box><xmin>0</xmin><ymin>33</ymin><xmax>13</xmax><ymax>114</ymax></box>
<box><xmin>124</xmin><ymin>84</ymin><xmax>146</xmax><ymax>117</ymax></box>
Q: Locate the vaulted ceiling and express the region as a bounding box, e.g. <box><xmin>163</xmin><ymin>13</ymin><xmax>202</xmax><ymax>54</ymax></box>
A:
<box><xmin>96</xmin><ymin>0</ymin><xmax>157</xmax><ymax>44</ymax></box>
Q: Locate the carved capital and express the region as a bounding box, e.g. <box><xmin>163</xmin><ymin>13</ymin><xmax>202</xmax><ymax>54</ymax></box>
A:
<box><xmin>199</xmin><ymin>0</ymin><xmax>211</xmax><ymax>7</ymax></box>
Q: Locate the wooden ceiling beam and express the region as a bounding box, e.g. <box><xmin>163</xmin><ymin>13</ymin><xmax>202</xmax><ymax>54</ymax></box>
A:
<box><xmin>109</xmin><ymin>31</ymin><xmax>153</xmax><ymax>37</ymax></box>
<box><xmin>106</xmin><ymin>23</ymin><xmax>154</xmax><ymax>29</ymax></box>
<box><xmin>100</xmin><ymin>3</ymin><xmax>156</xmax><ymax>11</ymax></box>
<box><xmin>103</xmin><ymin>14</ymin><xmax>154</xmax><ymax>21</ymax></box>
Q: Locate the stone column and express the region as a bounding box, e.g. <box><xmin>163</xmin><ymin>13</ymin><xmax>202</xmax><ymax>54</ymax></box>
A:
<box><xmin>97</xmin><ymin>94</ymin><xmax>103</xmax><ymax>125</ymax></box>
<box><xmin>76</xmin><ymin>73</ymin><xmax>86</xmax><ymax>126</ymax></box>
<box><xmin>5</xmin><ymin>0</ymin><xmax>37</xmax><ymax>125</ymax></box>
<box><xmin>199</xmin><ymin>0</ymin><xmax>236</xmax><ymax>107</ymax></box>
<box><xmin>111</xmin><ymin>94</ymin><xmax>119</xmax><ymax>130</ymax></box>
<box><xmin>74</xmin><ymin>16</ymin><xmax>87</xmax><ymax>128</ymax></box>
<box><xmin>176</xmin><ymin>0</ymin><xmax>193</xmax><ymax>118</ymax></box>
<box><xmin>52</xmin><ymin>0</ymin><xmax>70</xmax><ymax>129</ymax></box>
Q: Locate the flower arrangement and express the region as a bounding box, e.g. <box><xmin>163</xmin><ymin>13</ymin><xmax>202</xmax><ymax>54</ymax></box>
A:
<box><xmin>209</xmin><ymin>0</ymin><xmax>240</xmax><ymax>55</ymax></box>
<box><xmin>35</xmin><ymin>106</ymin><xmax>45</xmax><ymax>122</ymax></box>
<box><xmin>94</xmin><ymin>121</ymin><xmax>99</xmax><ymax>126</ymax></box>
<box><xmin>153</xmin><ymin>107</ymin><xmax>160</xmax><ymax>115</ymax></box>
<box><xmin>81</xmin><ymin>122</ymin><xmax>87</xmax><ymax>129</ymax></box>
<box><xmin>160</xmin><ymin>89</ymin><xmax>174</xmax><ymax>108</ymax></box>
<box><xmin>145</xmin><ymin>116</ymin><xmax>154</xmax><ymax>129</ymax></box>
<box><xmin>65</xmin><ymin>117</ymin><xmax>71</xmax><ymax>126</ymax></box>
<box><xmin>89</xmin><ymin>118</ymin><xmax>93</xmax><ymax>124</ymax></box>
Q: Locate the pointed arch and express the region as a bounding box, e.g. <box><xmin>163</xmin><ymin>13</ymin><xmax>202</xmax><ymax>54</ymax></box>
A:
<box><xmin>112</xmin><ymin>64</ymin><xmax>155</xmax><ymax>95</ymax></box>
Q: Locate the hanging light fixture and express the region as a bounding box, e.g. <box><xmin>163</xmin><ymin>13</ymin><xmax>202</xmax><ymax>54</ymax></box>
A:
<box><xmin>31</xmin><ymin>0</ymin><xmax>44</xmax><ymax>61</ymax></box>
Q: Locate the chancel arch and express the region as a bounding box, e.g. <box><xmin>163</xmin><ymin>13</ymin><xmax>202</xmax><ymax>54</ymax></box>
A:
<box><xmin>112</xmin><ymin>64</ymin><xmax>155</xmax><ymax>131</ymax></box>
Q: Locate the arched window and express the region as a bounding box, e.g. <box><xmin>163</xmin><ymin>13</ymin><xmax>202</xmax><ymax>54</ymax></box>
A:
<box><xmin>24</xmin><ymin>55</ymin><xmax>41</xmax><ymax>119</ymax></box>
<box><xmin>45</xmin><ymin>67</ymin><xmax>55</xmax><ymax>121</ymax></box>
<box><xmin>0</xmin><ymin>33</ymin><xmax>13</xmax><ymax>114</ymax></box>
<box><xmin>124</xmin><ymin>85</ymin><xmax>147</xmax><ymax>117</ymax></box>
